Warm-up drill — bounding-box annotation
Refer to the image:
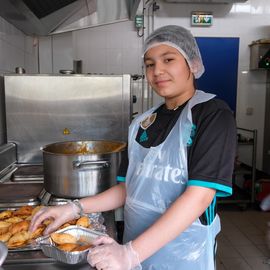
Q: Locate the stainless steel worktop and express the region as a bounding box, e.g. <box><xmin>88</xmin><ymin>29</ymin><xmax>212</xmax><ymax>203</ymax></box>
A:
<box><xmin>3</xmin><ymin>259</ymin><xmax>94</xmax><ymax>270</ymax></box>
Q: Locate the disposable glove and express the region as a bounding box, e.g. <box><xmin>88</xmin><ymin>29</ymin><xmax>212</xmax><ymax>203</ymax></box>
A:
<box><xmin>29</xmin><ymin>202</ymin><xmax>81</xmax><ymax>235</ymax></box>
<box><xmin>87</xmin><ymin>236</ymin><xmax>142</xmax><ymax>270</ymax></box>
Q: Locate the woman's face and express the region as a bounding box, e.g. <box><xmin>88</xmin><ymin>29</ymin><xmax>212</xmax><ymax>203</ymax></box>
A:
<box><xmin>144</xmin><ymin>44</ymin><xmax>195</xmax><ymax>108</ymax></box>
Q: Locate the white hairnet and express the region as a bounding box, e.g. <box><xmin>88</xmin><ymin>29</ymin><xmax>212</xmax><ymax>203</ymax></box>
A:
<box><xmin>143</xmin><ymin>25</ymin><xmax>204</xmax><ymax>79</ymax></box>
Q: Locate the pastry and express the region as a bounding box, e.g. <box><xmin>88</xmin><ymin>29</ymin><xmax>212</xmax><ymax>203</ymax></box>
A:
<box><xmin>7</xmin><ymin>231</ymin><xmax>30</xmax><ymax>248</ymax></box>
<box><xmin>68</xmin><ymin>219</ymin><xmax>77</xmax><ymax>225</ymax></box>
<box><xmin>9</xmin><ymin>220</ymin><xmax>30</xmax><ymax>235</ymax></box>
<box><xmin>43</xmin><ymin>218</ymin><xmax>53</xmax><ymax>226</ymax></box>
<box><xmin>0</xmin><ymin>210</ymin><xmax>13</xmax><ymax>220</ymax></box>
<box><xmin>4</xmin><ymin>217</ymin><xmax>23</xmax><ymax>224</ymax></box>
<box><xmin>59</xmin><ymin>223</ymin><xmax>71</xmax><ymax>230</ymax></box>
<box><xmin>13</xmin><ymin>206</ymin><xmax>33</xmax><ymax>216</ymax></box>
<box><xmin>0</xmin><ymin>221</ymin><xmax>11</xmax><ymax>234</ymax></box>
<box><xmin>72</xmin><ymin>243</ymin><xmax>93</xmax><ymax>252</ymax></box>
<box><xmin>0</xmin><ymin>232</ymin><xmax>12</xmax><ymax>242</ymax></box>
<box><xmin>29</xmin><ymin>225</ymin><xmax>45</xmax><ymax>239</ymax></box>
<box><xmin>50</xmin><ymin>232</ymin><xmax>77</xmax><ymax>245</ymax></box>
<box><xmin>57</xmin><ymin>243</ymin><xmax>79</xmax><ymax>252</ymax></box>
<box><xmin>76</xmin><ymin>216</ymin><xmax>90</xmax><ymax>228</ymax></box>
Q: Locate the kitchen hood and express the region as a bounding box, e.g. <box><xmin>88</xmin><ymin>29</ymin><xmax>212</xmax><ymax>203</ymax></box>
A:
<box><xmin>0</xmin><ymin>0</ymin><xmax>141</xmax><ymax>36</ymax></box>
<box><xmin>163</xmin><ymin>0</ymin><xmax>247</xmax><ymax>3</ymax></box>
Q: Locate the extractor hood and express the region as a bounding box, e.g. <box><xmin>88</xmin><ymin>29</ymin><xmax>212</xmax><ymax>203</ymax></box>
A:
<box><xmin>0</xmin><ymin>0</ymin><xmax>141</xmax><ymax>36</ymax></box>
<box><xmin>163</xmin><ymin>0</ymin><xmax>247</xmax><ymax>3</ymax></box>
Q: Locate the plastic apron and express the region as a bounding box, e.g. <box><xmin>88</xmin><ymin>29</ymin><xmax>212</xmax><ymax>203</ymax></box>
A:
<box><xmin>124</xmin><ymin>90</ymin><xmax>220</xmax><ymax>270</ymax></box>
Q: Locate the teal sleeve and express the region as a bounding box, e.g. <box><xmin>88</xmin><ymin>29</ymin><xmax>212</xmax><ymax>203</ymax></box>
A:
<box><xmin>117</xmin><ymin>176</ymin><xmax>126</xmax><ymax>182</ymax></box>
<box><xmin>188</xmin><ymin>179</ymin><xmax>232</xmax><ymax>197</ymax></box>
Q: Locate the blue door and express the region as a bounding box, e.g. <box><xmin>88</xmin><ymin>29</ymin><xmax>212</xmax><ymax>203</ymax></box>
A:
<box><xmin>195</xmin><ymin>37</ymin><xmax>239</xmax><ymax>113</ymax></box>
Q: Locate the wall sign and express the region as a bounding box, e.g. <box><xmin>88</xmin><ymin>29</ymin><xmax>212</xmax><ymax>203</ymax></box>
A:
<box><xmin>135</xmin><ymin>15</ymin><xmax>144</xmax><ymax>29</ymax></box>
<box><xmin>191</xmin><ymin>12</ymin><xmax>213</xmax><ymax>27</ymax></box>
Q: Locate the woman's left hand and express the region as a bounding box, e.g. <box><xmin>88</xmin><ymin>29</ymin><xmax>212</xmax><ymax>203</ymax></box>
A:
<box><xmin>87</xmin><ymin>236</ymin><xmax>141</xmax><ymax>270</ymax></box>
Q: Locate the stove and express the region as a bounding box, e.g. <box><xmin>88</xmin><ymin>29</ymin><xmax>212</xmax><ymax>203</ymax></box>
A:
<box><xmin>0</xmin><ymin>164</ymin><xmax>71</xmax><ymax>209</ymax></box>
<box><xmin>12</xmin><ymin>165</ymin><xmax>44</xmax><ymax>182</ymax></box>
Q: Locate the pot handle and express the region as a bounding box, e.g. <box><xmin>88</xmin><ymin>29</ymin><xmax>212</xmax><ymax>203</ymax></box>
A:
<box><xmin>73</xmin><ymin>160</ymin><xmax>110</xmax><ymax>170</ymax></box>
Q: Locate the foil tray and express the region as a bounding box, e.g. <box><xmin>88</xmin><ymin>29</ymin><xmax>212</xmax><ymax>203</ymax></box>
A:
<box><xmin>35</xmin><ymin>226</ymin><xmax>107</xmax><ymax>264</ymax></box>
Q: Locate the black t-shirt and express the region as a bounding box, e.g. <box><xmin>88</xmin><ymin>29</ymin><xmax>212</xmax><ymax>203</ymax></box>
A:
<box><xmin>117</xmin><ymin>98</ymin><xmax>237</xmax><ymax>225</ymax></box>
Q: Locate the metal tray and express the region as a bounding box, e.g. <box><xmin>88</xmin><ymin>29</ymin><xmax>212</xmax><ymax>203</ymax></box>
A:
<box><xmin>36</xmin><ymin>226</ymin><xmax>107</xmax><ymax>264</ymax></box>
<box><xmin>5</xmin><ymin>211</ymin><xmax>106</xmax><ymax>252</ymax></box>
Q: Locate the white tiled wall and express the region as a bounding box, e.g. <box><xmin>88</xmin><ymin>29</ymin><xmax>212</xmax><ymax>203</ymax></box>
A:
<box><xmin>0</xmin><ymin>17</ymin><xmax>38</xmax><ymax>74</ymax></box>
<box><xmin>38</xmin><ymin>20</ymin><xmax>143</xmax><ymax>75</ymax></box>
<box><xmin>73</xmin><ymin>21</ymin><xmax>143</xmax><ymax>75</ymax></box>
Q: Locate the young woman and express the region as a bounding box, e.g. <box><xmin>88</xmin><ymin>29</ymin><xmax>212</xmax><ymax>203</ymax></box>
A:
<box><xmin>30</xmin><ymin>25</ymin><xmax>236</xmax><ymax>270</ymax></box>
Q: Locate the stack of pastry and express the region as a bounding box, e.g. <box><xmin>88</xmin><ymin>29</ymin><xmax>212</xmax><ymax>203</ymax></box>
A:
<box><xmin>0</xmin><ymin>206</ymin><xmax>92</xmax><ymax>249</ymax></box>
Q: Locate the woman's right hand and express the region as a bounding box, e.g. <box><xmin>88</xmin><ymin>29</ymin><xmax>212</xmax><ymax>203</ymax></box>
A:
<box><xmin>29</xmin><ymin>203</ymin><xmax>80</xmax><ymax>235</ymax></box>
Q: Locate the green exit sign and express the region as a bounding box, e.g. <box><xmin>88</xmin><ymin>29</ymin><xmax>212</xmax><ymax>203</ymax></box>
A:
<box><xmin>191</xmin><ymin>13</ymin><xmax>213</xmax><ymax>26</ymax></box>
<box><xmin>135</xmin><ymin>15</ymin><xmax>144</xmax><ymax>29</ymax></box>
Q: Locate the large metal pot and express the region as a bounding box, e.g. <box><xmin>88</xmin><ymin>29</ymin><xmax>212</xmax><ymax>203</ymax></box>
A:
<box><xmin>42</xmin><ymin>140</ymin><xmax>126</xmax><ymax>198</ymax></box>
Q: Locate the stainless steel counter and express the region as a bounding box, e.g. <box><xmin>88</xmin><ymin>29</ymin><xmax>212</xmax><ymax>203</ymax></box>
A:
<box><xmin>2</xmin><ymin>260</ymin><xmax>94</xmax><ymax>270</ymax></box>
<box><xmin>2</xmin><ymin>211</ymin><xmax>116</xmax><ymax>270</ymax></box>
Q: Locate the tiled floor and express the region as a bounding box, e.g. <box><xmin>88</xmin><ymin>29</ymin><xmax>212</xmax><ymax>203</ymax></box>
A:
<box><xmin>217</xmin><ymin>205</ymin><xmax>270</xmax><ymax>270</ymax></box>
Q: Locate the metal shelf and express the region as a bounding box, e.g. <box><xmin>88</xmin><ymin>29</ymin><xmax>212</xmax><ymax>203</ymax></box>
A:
<box><xmin>218</xmin><ymin>127</ymin><xmax>257</xmax><ymax>205</ymax></box>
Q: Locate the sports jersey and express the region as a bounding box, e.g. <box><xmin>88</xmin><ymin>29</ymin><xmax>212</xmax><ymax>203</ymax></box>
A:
<box><xmin>117</xmin><ymin>98</ymin><xmax>237</xmax><ymax>224</ymax></box>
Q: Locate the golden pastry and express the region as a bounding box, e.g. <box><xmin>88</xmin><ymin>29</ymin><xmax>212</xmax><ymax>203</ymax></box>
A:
<box><xmin>76</xmin><ymin>216</ymin><xmax>89</xmax><ymax>228</ymax></box>
<box><xmin>13</xmin><ymin>206</ymin><xmax>34</xmax><ymax>216</ymax></box>
<box><xmin>0</xmin><ymin>221</ymin><xmax>11</xmax><ymax>234</ymax></box>
<box><xmin>59</xmin><ymin>223</ymin><xmax>71</xmax><ymax>230</ymax></box>
<box><xmin>43</xmin><ymin>218</ymin><xmax>53</xmax><ymax>226</ymax></box>
<box><xmin>29</xmin><ymin>225</ymin><xmax>45</xmax><ymax>239</ymax></box>
<box><xmin>0</xmin><ymin>210</ymin><xmax>13</xmax><ymax>220</ymax></box>
<box><xmin>0</xmin><ymin>232</ymin><xmax>12</xmax><ymax>242</ymax></box>
<box><xmin>4</xmin><ymin>217</ymin><xmax>23</xmax><ymax>224</ymax></box>
<box><xmin>9</xmin><ymin>220</ymin><xmax>30</xmax><ymax>235</ymax></box>
<box><xmin>67</xmin><ymin>219</ymin><xmax>77</xmax><ymax>225</ymax></box>
<box><xmin>7</xmin><ymin>231</ymin><xmax>30</xmax><ymax>248</ymax></box>
<box><xmin>72</xmin><ymin>243</ymin><xmax>93</xmax><ymax>252</ymax></box>
<box><xmin>50</xmin><ymin>232</ymin><xmax>77</xmax><ymax>245</ymax></box>
<box><xmin>16</xmin><ymin>215</ymin><xmax>30</xmax><ymax>220</ymax></box>
<box><xmin>57</xmin><ymin>243</ymin><xmax>79</xmax><ymax>252</ymax></box>
<box><xmin>25</xmin><ymin>215</ymin><xmax>32</xmax><ymax>221</ymax></box>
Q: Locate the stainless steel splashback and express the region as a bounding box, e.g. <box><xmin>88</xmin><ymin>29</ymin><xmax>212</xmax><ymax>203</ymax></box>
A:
<box><xmin>4</xmin><ymin>74</ymin><xmax>131</xmax><ymax>164</ymax></box>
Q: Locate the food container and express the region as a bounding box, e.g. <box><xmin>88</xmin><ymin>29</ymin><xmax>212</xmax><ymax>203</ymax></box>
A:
<box><xmin>42</xmin><ymin>140</ymin><xmax>126</xmax><ymax>198</ymax></box>
<box><xmin>36</xmin><ymin>225</ymin><xmax>107</xmax><ymax>264</ymax></box>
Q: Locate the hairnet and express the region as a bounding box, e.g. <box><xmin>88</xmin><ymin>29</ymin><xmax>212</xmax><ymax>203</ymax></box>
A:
<box><xmin>143</xmin><ymin>25</ymin><xmax>204</xmax><ymax>79</ymax></box>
